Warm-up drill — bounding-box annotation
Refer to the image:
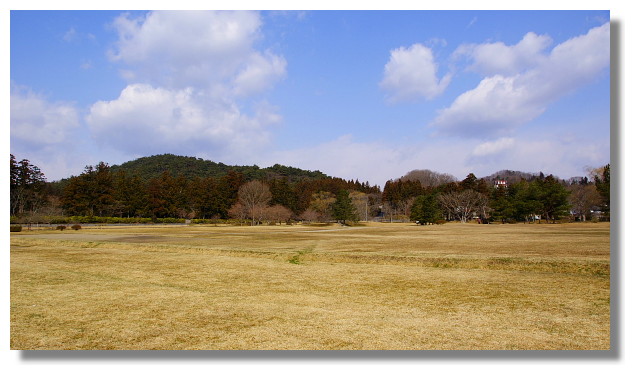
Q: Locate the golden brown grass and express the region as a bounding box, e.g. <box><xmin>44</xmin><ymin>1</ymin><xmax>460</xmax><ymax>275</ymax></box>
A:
<box><xmin>10</xmin><ymin>222</ymin><xmax>610</xmax><ymax>350</ymax></box>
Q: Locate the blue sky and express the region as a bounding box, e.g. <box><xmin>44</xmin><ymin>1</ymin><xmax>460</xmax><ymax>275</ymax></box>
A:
<box><xmin>9</xmin><ymin>10</ymin><xmax>611</xmax><ymax>186</ymax></box>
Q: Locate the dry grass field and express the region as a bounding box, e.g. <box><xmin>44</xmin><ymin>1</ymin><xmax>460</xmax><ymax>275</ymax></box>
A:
<box><xmin>10</xmin><ymin>221</ymin><xmax>610</xmax><ymax>350</ymax></box>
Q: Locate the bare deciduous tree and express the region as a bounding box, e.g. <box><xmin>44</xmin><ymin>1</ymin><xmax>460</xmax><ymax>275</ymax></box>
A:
<box><xmin>349</xmin><ymin>191</ymin><xmax>369</xmax><ymax>221</ymax></box>
<box><xmin>237</xmin><ymin>180</ymin><xmax>272</xmax><ymax>226</ymax></box>
<box><xmin>264</xmin><ymin>204</ymin><xmax>293</xmax><ymax>225</ymax></box>
<box><xmin>438</xmin><ymin>189</ymin><xmax>489</xmax><ymax>223</ymax></box>
<box><xmin>568</xmin><ymin>184</ymin><xmax>602</xmax><ymax>221</ymax></box>
<box><xmin>309</xmin><ymin>191</ymin><xmax>336</xmax><ymax>222</ymax></box>
<box><xmin>228</xmin><ymin>202</ymin><xmax>248</xmax><ymax>225</ymax></box>
<box><xmin>400</xmin><ymin>169</ymin><xmax>456</xmax><ymax>187</ymax></box>
<box><xmin>299</xmin><ymin>208</ymin><xmax>320</xmax><ymax>223</ymax></box>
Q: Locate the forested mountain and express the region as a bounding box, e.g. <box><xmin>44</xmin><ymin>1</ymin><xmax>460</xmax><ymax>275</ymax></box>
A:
<box><xmin>109</xmin><ymin>154</ymin><xmax>329</xmax><ymax>182</ymax></box>
<box><xmin>482</xmin><ymin>170</ymin><xmax>543</xmax><ymax>184</ymax></box>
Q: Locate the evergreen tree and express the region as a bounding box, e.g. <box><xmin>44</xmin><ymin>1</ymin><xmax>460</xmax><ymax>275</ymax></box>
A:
<box><xmin>410</xmin><ymin>193</ymin><xmax>441</xmax><ymax>225</ymax></box>
<box><xmin>594</xmin><ymin>164</ymin><xmax>610</xmax><ymax>220</ymax></box>
<box><xmin>10</xmin><ymin>155</ymin><xmax>47</xmax><ymax>216</ymax></box>
<box><xmin>460</xmin><ymin>173</ymin><xmax>478</xmax><ymax>191</ymax></box>
<box><xmin>536</xmin><ymin>175</ymin><xmax>570</xmax><ymax>223</ymax></box>
<box><xmin>332</xmin><ymin>190</ymin><xmax>358</xmax><ymax>224</ymax></box>
<box><xmin>61</xmin><ymin>162</ymin><xmax>114</xmax><ymax>216</ymax></box>
<box><xmin>216</xmin><ymin>170</ymin><xmax>244</xmax><ymax>218</ymax></box>
<box><xmin>513</xmin><ymin>179</ymin><xmax>543</xmax><ymax>223</ymax></box>
<box><xmin>145</xmin><ymin>172</ymin><xmax>170</xmax><ymax>218</ymax></box>
<box><xmin>489</xmin><ymin>184</ymin><xmax>512</xmax><ymax>222</ymax></box>
<box><xmin>270</xmin><ymin>177</ymin><xmax>297</xmax><ymax>213</ymax></box>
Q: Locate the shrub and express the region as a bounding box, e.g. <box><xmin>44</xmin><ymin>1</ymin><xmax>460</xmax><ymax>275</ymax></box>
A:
<box><xmin>71</xmin><ymin>224</ymin><xmax>82</xmax><ymax>230</ymax></box>
<box><xmin>10</xmin><ymin>225</ymin><xmax>22</xmax><ymax>232</ymax></box>
<box><xmin>56</xmin><ymin>225</ymin><xmax>66</xmax><ymax>231</ymax></box>
<box><xmin>49</xmin><ymin>216</ymin><xmax>70</xmax><ymax>224</ymax></box>
<box><xmin>153</xmin><ymin>217</ymin><xmax>186</xmax><ymax>224</ymax></box>
<box><xmin>434</xmin><ymin>219</ymin><xmax>447</xmax><ymax>225</ymax></box>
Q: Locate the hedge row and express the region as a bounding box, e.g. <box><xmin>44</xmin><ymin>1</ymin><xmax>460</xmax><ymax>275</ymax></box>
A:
<box><xmin>190</xmin><ymin>218</ymin><xmax>233</xmax><ymax>225</ymax></box>
<box><xmin>10</xmin><ymin>216</ymin><xmax>187</xmax><ymax>224</ymax></box>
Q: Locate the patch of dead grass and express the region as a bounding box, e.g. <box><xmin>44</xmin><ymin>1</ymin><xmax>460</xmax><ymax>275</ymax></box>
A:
<box><xmin>11</xmin><ymin>222</ymin><xmax>610</xmax><ymax>350</ymax></box>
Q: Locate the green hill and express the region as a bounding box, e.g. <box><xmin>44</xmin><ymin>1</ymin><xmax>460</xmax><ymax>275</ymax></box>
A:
<box><xmin>109</xmin><ymin>154</ymin><xmax>329</xmax><ymax>182</ymax></box>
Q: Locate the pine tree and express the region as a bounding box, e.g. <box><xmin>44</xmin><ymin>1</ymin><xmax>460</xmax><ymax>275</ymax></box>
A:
<box><xmin>536</xmin><ymin>175</ymin><xmax>570</xmax><ymax>223</ymax></box>
<box><xmin>410</xmin><ymin>193</ymin><xmax>441</xmax><ymax>225</ymax></box>
<box><xmin>594</xmin><ymin>164</ymin><xmax>610</xmax><ymax>220</ymax></box>
<box><xmin>332</xmin><ymin>190</ymin><xmax>358</xmax><ymax>225</ymax></box>
<box><xmin>61</xmin><ymin>162</ymin><xmax>114</xmax><ymax>217</ymax></box>
<box><xmin>10</xmin><ymin>155</ymin><xmax>47</xmax><ymax>216</ymax></box>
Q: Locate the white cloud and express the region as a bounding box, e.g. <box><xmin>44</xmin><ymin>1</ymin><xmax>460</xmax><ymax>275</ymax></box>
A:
<box><xmin>267</xmin><ymin>135</ymin><xmax>473</xmax><ymax>187</ymax></box>
<box><xmin>86</xmin><ymin>84</ymin><xmax>279</xmax><ymax>159</ymax></box>
<box><xmin>10</xmin><ymin>87</ymin><xmax>80</xmax><ymax>148</ymax></box>
<box><xmin>472</xmin><ymin>137</ymin><xmax>515</xmax><ymax>157</ymax></box>
<box><xmin>232</xmin><ymin>51</ymin><xmax>287</xmax><ymax>97</ymax></box>
<box><xmin>467</xmin><ymin>135</ymin><xmax>609</xmax><ymax>179</ymax></box>
<box><xmin>432</xmin><ymin>75</ymin><xmax>544</xmax><ymax>137</ymax></box>
<box><xmin>454</xmin><ymin>32</ymin><xmax>552</xmax><ymax>76</ymax></box>
<box><xmin>267</xmin><ymin>130</ymin><xmax>608</xmax><ymax>187</ymax></box>
<box><xmin>91</xmin><ymin>10</ymin><xmax>287</xmax><ymax>160</ymax></box>
<box><xmin>380</xmin><ymin>43</ymin><xmax>451</xmax><ymax>102</ymax></box>
<box><xmin>109</xmin><ymin>10</ymin><xmax>285</xmax><ymax>94</ymax></box>
<box><xmin>63</xmin><ymin>27</ymin><xmax>77</xmax><ymax>42</ymax></box>
<box><xmin>433</xmin><ymin>22</ymin><xmax>609</xmax><ymax>138</ymax></box>
<box><xmin>10</xmin><ymin>87</ymin><xmax>90</xmax><ymax>180</ymax></box>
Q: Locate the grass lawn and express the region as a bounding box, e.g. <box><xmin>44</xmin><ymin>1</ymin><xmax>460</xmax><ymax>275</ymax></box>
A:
<box><xmin>10</xmin><ymin>221</ymin><xmax>610</xmax><ymax>350</ymax></box>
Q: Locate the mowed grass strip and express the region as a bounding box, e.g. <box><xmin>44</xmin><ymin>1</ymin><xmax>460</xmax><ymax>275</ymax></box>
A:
<box><xmin>10</xmin><ymin>222</ymin><xmax>610</xmax><ymax>350</ymax></box>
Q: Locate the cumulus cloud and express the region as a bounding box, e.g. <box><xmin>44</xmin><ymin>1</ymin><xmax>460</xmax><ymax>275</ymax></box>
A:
<box><xmin>10</xmin><ymin>87</ymin><xmax>80</xmax><ymax>148</ymax></box>
<box><xmin>10</xmin><ymin>86</ymin><xmax>88</xmax><ymax>180</ymax></box>
<box><xmin>232</xmin><ymin>51</ymin><xmax>287</xmax><ymax>97</ymax></box>
<box><xmin>109</xmin><ymin>10</ymin><xmax>285</xmax><ymax>93</ymax></box>
<box><xmin>86</xmin><ymin>83</ymin><xmax>279</xmax><ymax>159</ymax></box>
<box><xmin>90</xmin><ymin>10</ymin><xmax>286</xmax><ymax>159</ymax></box>
<box><xmin>454</xmin><ymin>32</ymin><xmax>552</xmax><ymax>76</ymax></box>
<box><xmin>432</xmin><ymin>22</ymin><xmax>609</xmax><ymax>138</ymax></box>
<box><xmin>380</xmin><ymin>43</ymin><xmax>451</xmax><ymax>102</ymax></box>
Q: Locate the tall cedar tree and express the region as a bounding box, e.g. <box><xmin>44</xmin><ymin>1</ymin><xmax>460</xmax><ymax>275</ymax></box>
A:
<box><xmin>594</xmin><ymin>164</ymin><xmax>610</xmax><ymax>219</ymax></box>
<box><xmin>113</xmin><ymin>170</ymin><xmax>147</xmax><ymax>217</ymax></box>
<box><xmin>270</xmin><ymin>177</ymin><xmax>298</xmax><ymax>214</ymax></box>
<box><xmin>61</xmin><ymin>162</ymin><xmax>114</xmax><ymax>216</ymax></box>
<box><xmin>332</xmin><ymin>190</ymin><xmax>358</xmax><ymax>224</ymax></box>
<box><xmin>536</xmin><ymin>175</ymin><xmax>570</xmax><ymax>223</ymax></box>
<box><xmin>10</xmin><ymin>155</ymin><xmax>47</xmax><ymax>216</ymax></box>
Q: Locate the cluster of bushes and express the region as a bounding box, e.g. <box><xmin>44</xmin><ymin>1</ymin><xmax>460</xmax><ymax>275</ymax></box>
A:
<box><xmin>10</xmin><ymin>225</ymin><xmax>22</xmax><ymax>232</ymax></box>
<box><xmin>56</xmin><ymin>224</ymin><xmax>82</xmax><ymax>231</ymax></box>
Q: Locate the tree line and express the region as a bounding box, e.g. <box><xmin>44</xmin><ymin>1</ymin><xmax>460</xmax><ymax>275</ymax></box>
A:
<box><xmin>10</xmin><ymin>154</ymin><xmax>381</xmax><ymax>225</ymax></box>
<box><xmin>391</xmin><ymin>168</ymin><xmax>610</xmax><ymax>225</ymax></box>
<box><xmin>9</xmin><ymin>154</ymin><xmax>610</xmax><ymax>225</ymax></box>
